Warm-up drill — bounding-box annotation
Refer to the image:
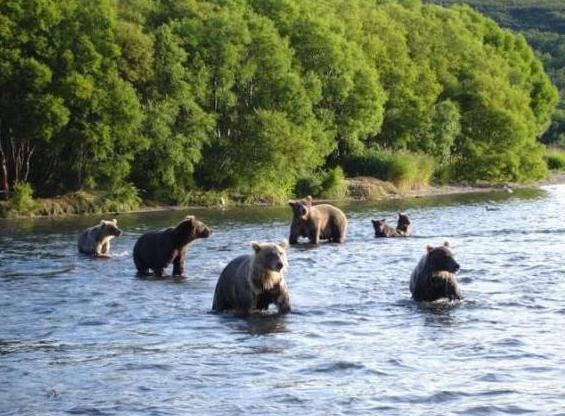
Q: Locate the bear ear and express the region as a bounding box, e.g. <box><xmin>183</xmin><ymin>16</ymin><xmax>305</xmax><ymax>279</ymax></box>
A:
<box><xmin>112</xmin><ymin>218</ymin><xmax>117</xmax><ymax>225</ymax></box>
<box><xmin>304</xmin><ymin>195</ymin><xmax>313</xmax><ymax>206</ymax></box>
<box><xmin>371</xmin><ymin>219</ymin><xmax>377</xmax><ymax>225</ymax></box>
<box><xmin>185</xmin><ymin>215</ymin><xmax>195</xmax><ymax>222</ymax></box>
<box><xmin>443</xmin><ymin>240</ymin><xmax>450</xmax><ymax>248</ymax></box>
<box><xmin>382</xmin><ymin>218</ymin><xmax>387</xmax><ymax>223</ymax></box>
<box><xmin>426</xmin><ymin>245</ymin><xmax>435</xmax><ymax>253</ymax></box>
<box><xmin>99</xmin><ymin>220</ymin><xmax>106</xmax><ymax>226</ymax></box>
<box><xmin>279</xmin><ymin>239</ymin><xmax>289</xmax><ymax>249</ymax></box>
<box><xmin>251</xmin><ymin>241</ymin><xmax>262</xmax><ymax>253</ymax></box>
<box><xmin>288</xmin><ymin>200</ymin><xmax>295</xmax><ymax>207</ymax></box>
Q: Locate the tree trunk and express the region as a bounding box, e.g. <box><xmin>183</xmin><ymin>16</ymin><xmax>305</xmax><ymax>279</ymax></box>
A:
<box><xmin>0</xmin><ymin>120</ymin><xmax>8</xmax><ymax>198</ymax></box>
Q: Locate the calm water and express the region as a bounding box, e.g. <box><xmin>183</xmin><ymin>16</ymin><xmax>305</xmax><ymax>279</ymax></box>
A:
<box><xmin>1</xmin><ymin>186</ymin><xmax>565</xmax><ymax>415</ymax></box>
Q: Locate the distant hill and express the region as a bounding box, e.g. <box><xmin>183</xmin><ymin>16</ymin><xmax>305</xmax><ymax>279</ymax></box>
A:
<box><xmin>426</xmin><ymin>0</ymin><xmax>565</xmax><ymax>145</ymax></box>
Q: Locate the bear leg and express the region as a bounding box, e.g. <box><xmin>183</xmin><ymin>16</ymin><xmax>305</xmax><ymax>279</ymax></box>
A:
<box><xmin>133</xmin><ymin>255</ymin><xmax>150</xmax><ymax>276</ymax></box>
<box><xmin>309</xmin><ymin>226</ymin><xmax>321</xmax><ymax>245</ymax></box>
<box><xmin>153</xmin><ymin>268</ymin><xmax>165</xmax><ymax>278</ymax></box>
<box><xmin>172</xmin><ymin>252</ymin><xmax>186</xmax><ymax>277</ymax></box>
<box><xmin>276</xmin><ymin>291</ymin><xmax>291</xmax><ymax>314</ymax></box>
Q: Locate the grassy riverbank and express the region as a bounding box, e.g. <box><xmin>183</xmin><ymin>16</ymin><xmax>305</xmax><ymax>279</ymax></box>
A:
<box><xmin>4</xmin><ymin>175</ymin><xmax>563</xmax><ymax>219</ymax></box>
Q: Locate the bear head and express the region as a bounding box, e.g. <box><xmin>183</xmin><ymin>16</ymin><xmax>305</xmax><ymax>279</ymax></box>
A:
<box><xmin>251</xmin><ymin>240</ymin><xmax>289</xmax><ymax>273</ymax></box>
<box><xmin>425</xmin><ymin>241</ymin><xmax>460</xmax><ymax>274</ymax></box>
<box><xmin>172</xmin><ymin>215</ymin><xmax>212</xmax><ymax>247</ymax></box>
<box><xmin>371</xmin><ymin>219</ymin><xmax>388</xmax><ymax>236</ymax></box>
<box><xmin>288</xmin><ymin>196</ymin><xmax>313</xmax><ymax>221</ymax></box>
<box><xmin>397</xmin><ymin>213</ymin><xmax>411</xmax><ymax>229</ymax></box>
<box><xmin>99</xmin><ymin>219</ymin><xmax>122</xmax><ymax>238</ymax></box>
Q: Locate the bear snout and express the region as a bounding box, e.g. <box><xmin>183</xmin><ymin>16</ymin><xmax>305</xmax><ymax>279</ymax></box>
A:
<box><xmin>450</xmin><ymin>260</ymin><xmax>460</xmax><ymax>273</ymax></box>
<box><xmin>275</xmin><ymin>261</ymin><xmax>284</xmax><ymax>271</ymax></box>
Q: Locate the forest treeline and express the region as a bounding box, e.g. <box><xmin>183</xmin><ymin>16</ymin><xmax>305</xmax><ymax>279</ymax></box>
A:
<box><xmin>0</xmin><ymin>0</ymin><xmax>559</xmax><ymax>205</ymax></box>
<box><xmin>426</xmin><ymin>0</ymin><xmax>565</xmax><ymax>146</ymax></box>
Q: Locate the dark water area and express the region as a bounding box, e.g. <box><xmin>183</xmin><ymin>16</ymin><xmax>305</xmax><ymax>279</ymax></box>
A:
<box><xmin>1</xmin><ymin>186</ymin><xmax>564</xmax><ymax>415</ymax></box>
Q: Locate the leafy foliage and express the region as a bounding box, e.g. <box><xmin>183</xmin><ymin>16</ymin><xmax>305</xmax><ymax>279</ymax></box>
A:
<box><xmin>0</xmin><ymin>0</ymin><xmax>558</xmax><ymax>208</ymax></box>
<box><xmin>426</xmin><ymin>0</ymin><xmax>565</xmax><ymax>145</ymax></box>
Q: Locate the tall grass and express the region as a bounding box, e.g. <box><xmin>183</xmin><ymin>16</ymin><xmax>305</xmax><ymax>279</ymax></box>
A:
<box><xmin>343</xmin><ymin>149</ymin><xmax>435</xmax><ymax>191</ymax></box>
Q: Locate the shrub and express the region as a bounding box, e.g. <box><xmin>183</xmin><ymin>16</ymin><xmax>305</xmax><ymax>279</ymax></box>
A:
<box><xmin>10</xmin><ymin>182</ymin><xmax>35</xmax><ymax>214</ymax></box>
<box><xmin>98</xmin><ymin>184</ymin><xmax>142</xmax><ymax>213</ymax></box>
<box><xmin>294</xmin><ymin>168</ymin><xmax>348</xmax><ymax>200</ymax></box>
<box><xmin>182</xmin><ymin>190</ymin><xmax>230</xmax><ymax>207</ymax></box>
<box><xmin>294</xmin><ymin>174</ymin><xmax>323</xmax><ymax>199</ymax></box>
<box><xmin>342</xmin><ymin>149</ymin><xmax>435</xmax><ymax>191</ymax></box>
<box><xmin>320</xmin><ymin>167</ymin><xmax>348</xmax><ymax>199</ymax></box>
<box><xmin>545</xmin><ymin>148</ymin><xmax>565</xmax><ymax>171</ymax></box>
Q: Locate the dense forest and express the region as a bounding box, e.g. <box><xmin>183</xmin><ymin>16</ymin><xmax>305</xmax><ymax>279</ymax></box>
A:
<box><xmin>426</xmin><ymin>0</ymin><xmax>565</xmax><ymax>146</ymax></box>
<box><xmin>0</xmin><ymin>0</ymin><xmax>559</xmax><ymax>207</ymax></box>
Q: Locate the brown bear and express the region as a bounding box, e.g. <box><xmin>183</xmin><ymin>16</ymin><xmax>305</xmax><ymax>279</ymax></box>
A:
<box><xmin>212</xmin><ymin>240</ymin><xmax>290</xmax><ymax>315</ymax></box>
<box><xmin>288</xmin><ymin>196</ymin><xmax>347</xmax><ymax>244</ymax></box>
<box><xmin>133</xmin><ymin>215</ymin><xmax>212</xmax><ymax>277</ymax></box>
<box><xmin>396</xmin><ymin>213</ymin><xmax>412</xmax><ymax>236</ymax></box>
<box><xmin>410</xmin><ymin>241</ymin><xmax>462</xmax><ymax>302</ymax></box>
<box><xmin>78</xmin><ymin>219</ymin><xmax>122</xmax><ymax>257</ymax></box>
<box><xmin>372</xmin><ymin>219</ymin><xmax>401</xmax><ymax>237</ymax></box>
<box><xmin>372</xmin><ymin>213</ymin><xmax>413</xmax><ymax>238</ymax></box>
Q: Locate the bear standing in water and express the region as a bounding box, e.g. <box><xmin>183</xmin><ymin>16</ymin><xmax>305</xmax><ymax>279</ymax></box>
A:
<box><xmin>410</xmin><ymin>241</ymin><xmax>462</xmax><ymax>302</ymax></box>
<box><xmin>288</xmin><ymin>196</ymin><xmax>347</xmax><ymax>244</ymax></box>
<box><xmin>133</xmin><ymin>215</ymin><xmax>212</xmax><ymax>277</ymax></box>
<box><xmin>212</xmin><ymin>241</ymin><xmax>290</xmax><ymax>316</ymax></box>
<box><xmin>78</xmin><ymin>219</ymin><xmax>123</xmax><ymax>257</ymax></box>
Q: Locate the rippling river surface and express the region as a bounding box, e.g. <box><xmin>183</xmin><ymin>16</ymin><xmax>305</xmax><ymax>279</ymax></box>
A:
<box><xmin>1</xmin><ymin>185</ymin><xmax>565</xmax><ymax>415</ymax></box>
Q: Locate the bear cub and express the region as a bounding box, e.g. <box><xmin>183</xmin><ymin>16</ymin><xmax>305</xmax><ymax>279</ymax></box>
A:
<box><xmin>212</xmin><ymin>240</ymin><xmax>290</xmax><ymax>316</ymax></box>
<box><xmin>396</xmin><ymin>213</ymin><xmax>412</xmax><ymax>236</ymax></box>
<box><xmin>133</xmin><ymin>215</ymin><xmax>212</xmax><ymax>277</ymax></box>
<box><xmin>410</xmin><ymin>241</ymin><xmax>462</xmax><ymax>302</ymax></box>
<box><xmin>372</xmin><ymin>213</ymin><xmax>412</xmax><ymax>238</ymax></box>
<box><xmin>288</xmin><ymin>196</ymin><xmax>347</xmax><ymax>244</ymax></box>
<box><xmin>78</xmin><ymin>219</ymin><xmax>122</xmax><ymax>257</ymax></box>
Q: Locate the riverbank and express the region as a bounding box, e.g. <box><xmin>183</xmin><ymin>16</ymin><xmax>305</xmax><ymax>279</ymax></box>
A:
<box><xmin>2</xmin><ymin>172</ymin><xmax>564</xmax><ymax>219</ymax></box>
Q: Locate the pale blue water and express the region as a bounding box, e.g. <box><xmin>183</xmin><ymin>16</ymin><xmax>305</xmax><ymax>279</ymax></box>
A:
<box><xmin>1</xmin><ymin>185</ymin><xmax>564</xmax><ymax>415</ymax></box>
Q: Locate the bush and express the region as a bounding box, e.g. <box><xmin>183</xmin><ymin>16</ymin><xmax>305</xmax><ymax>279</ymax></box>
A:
<box><xmin>294</xmin><ymin>168</ymin><xmax>348</xmax><ymax>200</ymax></box>
<box><xmin>320</xmin><ymin>167</ymin><xmax>348</xmax><ymax>199</ymax></box>
<box><xmin>342</xmin><ymin>149</ymin><xmax>435</xmax><ymax>191</ymax></box>
<box><xmin>182</xmin><ymin>190</ymin><xmax>230</xmax><ymax>207</ymax></box>
<box><xmin>545</xmin><ymin>148</ymin><xmax>565</xmax><ymax>171</ymax></box>
<box><xmin>10</xmin><ymin>182</ymin><xmax>35</xmax><ymax>214</ymax></box>
<box><xmin>294</xmin><ymin>175</ymin><xmax>323</xmax><ymax>199</ymax></box>
<box><xmin>342</xmin><ymin>149</ymin><xmax>390</xmax><ymax>178</ymax></box>
<box><xmin>98</xmin><ymin>184</ymin><xmax>142</xmax><ymax>212</ymax></box>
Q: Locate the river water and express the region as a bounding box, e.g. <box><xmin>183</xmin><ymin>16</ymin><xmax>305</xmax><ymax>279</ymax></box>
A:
<box><xmin>1</xmin><ymin>185</ymin><xmax>564</xmax><ymax>415</ymax></box>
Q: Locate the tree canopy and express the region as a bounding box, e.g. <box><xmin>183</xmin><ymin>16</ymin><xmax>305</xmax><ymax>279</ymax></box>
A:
<box><xmin>0</xmin><ymin>0</ymin><xmax>558</xmax><ymax>202</ymax></box>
